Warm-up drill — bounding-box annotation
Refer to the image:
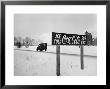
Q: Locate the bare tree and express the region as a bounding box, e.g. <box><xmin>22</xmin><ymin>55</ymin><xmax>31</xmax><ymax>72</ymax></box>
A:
<box><xmin>14</xmin><ymin>36</ymin><xmax>18</xmax><ymax>46</ymax></box>
<box><xmin>24</xmin><ymin>37</ymin><xmax>31</xmax><ymax>48</ymax></box>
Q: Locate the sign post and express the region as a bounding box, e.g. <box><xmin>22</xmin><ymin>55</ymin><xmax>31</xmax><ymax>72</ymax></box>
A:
<box><xmin>56</xmin><ymin>45</ymin><xmax>60</xmax><ymax>76</ymax></box>
<box><xmin>80</xmin><ymin>45</ymin><xmax>84</xmax><ymax>70</ymax></box>
<box><xmin>52</xmin><ymin>32</ymin><xmax>87</xmax><ymax>76</ymax></box>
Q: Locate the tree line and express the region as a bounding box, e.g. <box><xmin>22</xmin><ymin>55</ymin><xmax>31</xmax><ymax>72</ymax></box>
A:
<box><xmin>14</xmin><ymin>31</ymin><xmax>97</xmax><ymax>48</ymax></box>
<box><xmin>14</xmin><ymin>36</ymin><xmax>42</xmax><ymax>48</ymax></box>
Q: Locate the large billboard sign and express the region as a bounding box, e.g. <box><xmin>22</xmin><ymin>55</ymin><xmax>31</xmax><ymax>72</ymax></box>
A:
<box><xmin>52</xmin><ymin>32</ymin><xmax>87</xmax><ymax>45</ymax></box>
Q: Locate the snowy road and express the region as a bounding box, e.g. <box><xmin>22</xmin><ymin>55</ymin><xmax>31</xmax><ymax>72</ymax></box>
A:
<box><xmin>14</xmin><ymin>48</ymin><xmax>96</xmax><ymax>58</ymax></box>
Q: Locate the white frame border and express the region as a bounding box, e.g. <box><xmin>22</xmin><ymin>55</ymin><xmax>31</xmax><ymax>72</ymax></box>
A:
<box><xmin>5</xmin><ymin>5</ymin><xmax>106</xmax><ymax>85</ymax></box>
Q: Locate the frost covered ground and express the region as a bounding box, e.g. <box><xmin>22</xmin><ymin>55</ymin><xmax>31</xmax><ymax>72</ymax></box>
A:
<box><xmin>14</xmin><ymin>46</ymin><xmax>97</xmax><ymax>76</ymax></box>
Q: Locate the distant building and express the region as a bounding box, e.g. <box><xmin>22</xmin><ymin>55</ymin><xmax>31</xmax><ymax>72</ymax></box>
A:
<box><xmin>85</xmin><ymin>31</ymin><xmax>93</xmax><ymax>46</ymax></box>
<box><xmin>92</xmin><ymin>37</ymin><xmax>97</xmax><ymax>46</ymax></box>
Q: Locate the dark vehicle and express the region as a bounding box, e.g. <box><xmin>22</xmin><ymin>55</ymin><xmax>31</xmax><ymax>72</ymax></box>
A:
<box><xmin>16</xmin><ymin>42</ymin><xmax>22</xmax><ymax>48</ymax></box>
<box><xmin>36</xmin><ymin>43</ymin><xmax>47</xmax><ymax>51</ymax></box>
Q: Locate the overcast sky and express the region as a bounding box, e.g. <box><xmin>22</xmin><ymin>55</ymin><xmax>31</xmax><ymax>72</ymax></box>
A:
<box><xmin>14</xmin><ymin>14</ymin><xmax>97</xmax><ymax>39</ymax></box>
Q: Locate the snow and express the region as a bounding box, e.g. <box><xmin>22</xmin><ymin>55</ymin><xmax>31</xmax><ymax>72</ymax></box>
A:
<box><xmin>60</xmin><ymin>55</ymin><xmax>97</xmax><ymax>76</ymax></box>
<box><xmin>14</xmin><ymin>46</ymin><xmax>97</xmax><ymax>76</ymax></box>
<box><xmin>14</xmin><ymin>50</ymin><xmax>56</xmax><ymax>76</ymax></box>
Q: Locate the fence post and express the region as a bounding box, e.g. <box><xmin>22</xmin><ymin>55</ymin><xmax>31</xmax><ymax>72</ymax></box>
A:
<box><xmin>56</xmin><ymin>45</ymin><xmax>60</xmax><ymax>76</ymax></box>
<box><xmin>80</xmin><ymin>45</ymin><xmax>84</xmax><ymax>70</ymax></box>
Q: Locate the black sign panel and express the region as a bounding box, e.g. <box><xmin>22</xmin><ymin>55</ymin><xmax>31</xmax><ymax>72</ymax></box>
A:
<box><xmin>52</xmin><ymin>32</ymin><xmax>87</xmax><ymax>45</ymax></box>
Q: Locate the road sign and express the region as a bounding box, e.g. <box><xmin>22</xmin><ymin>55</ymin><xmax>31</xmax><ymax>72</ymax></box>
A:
<box><xmin>52</xmin><ymin>32</ymin><xmax>86</xmax><ymax>76</ymax></box>
<box><xmin>52</xmin><ymin>32</ymin><xmax>87</xmax><ymax>45</ymax></box>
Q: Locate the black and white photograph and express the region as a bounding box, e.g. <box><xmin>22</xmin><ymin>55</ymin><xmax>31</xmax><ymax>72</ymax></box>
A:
<box><xmin>2</xmin><ymin>1</ymin><xmax>107</xmax><ymax>86</ymax></box>
<box><xmin>14</xmin><ymin>14</ymin><xmax>97</xmax><ymax>76</ymax></box>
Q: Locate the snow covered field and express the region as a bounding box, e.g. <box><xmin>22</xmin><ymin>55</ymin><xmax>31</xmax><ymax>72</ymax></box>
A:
<box><xmin>14</xmin><ymin>46</ymin><xmax>97</xmax><ymax>76</ymax></box>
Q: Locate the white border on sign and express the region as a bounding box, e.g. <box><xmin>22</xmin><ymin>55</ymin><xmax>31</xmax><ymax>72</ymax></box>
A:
<box><xmin>5</xmin><ymin>5</ymin><xmax>106</xmax><ymax>85</ymax></box>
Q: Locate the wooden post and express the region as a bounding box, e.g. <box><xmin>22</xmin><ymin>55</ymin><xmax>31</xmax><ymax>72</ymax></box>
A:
<box><xmin>56</xmin><ymin>45</ymin><xmax>60</xmax><ymax>76</ymax></box>
<box><xmin>80</xmin><ymin>45</ymin><xmax>84</xmax><ymax>70</ymax></box>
